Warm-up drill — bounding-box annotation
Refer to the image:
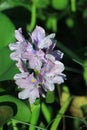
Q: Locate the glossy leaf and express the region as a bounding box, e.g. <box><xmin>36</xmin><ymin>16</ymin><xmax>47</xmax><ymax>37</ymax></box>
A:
<box><xmin>0</xmin><ymin>105</ymin><xmax>14</xmax><ymax>126</ymax></box>
<box><xmin>41</xmin><ymin>103</ymin><xmax>52</xmax><ymax>123</ymax></box>
<box><xmin>29</xmin><ymin>104</ymin><xmax>40</xmax><ymax>130</ymax></box>
<box><xmin>0</xmin><ymin>47</ymin><xmax>18</xmax><ymax>81</ymax></box>
<box><xmin>0</xmin><ymin>95</ymin><xmax>31</xmax><ymax>122</ymax></box>
<box><xmin>0</xmin><ymin>12</ymin><xmax>15</xmax><ymax>48</ymax></box>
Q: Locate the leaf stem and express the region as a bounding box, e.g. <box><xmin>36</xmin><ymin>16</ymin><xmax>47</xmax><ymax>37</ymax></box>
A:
<box><xmin>27</xmin><ymin>2</ymin><xmax>36</xmax><ymax>32</ymax></box>
<box><xmin>0</xmin><ymin>126</ymin><xmax>3</xmax><ymax>130</ymax></box>
<box><xmin>71</xmin><ymin>0</ymin><xmax>76</xmax><ymax>12</ymax></box>
<box><xmin>11</xmin><ymin>119</ymin><xmax>18</xmax><ymax>130</ymax></box>
<box><xmin>50</xmin><ymin>96</ymin><xmax>72</xmax><ymax>130</ymax></box>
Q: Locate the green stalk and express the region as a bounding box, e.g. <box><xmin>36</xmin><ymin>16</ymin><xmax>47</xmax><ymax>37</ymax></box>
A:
<box><xmin>41</xmin><ymin>103</ymin><xmax>51</xmax><ymax>123</ymax></box>
<box><xmin>50</xmin><ymin>96</ymin><xmax>72</xmax><ymax>130</ymax></box>
<box><xmin>27</xmin><ymin>2</ymin><xmax>36</xmax><ymax>32</ymax></box>
<box><xmin>29</xmin><ymin>104</ymin><xmax>40</xmax><ymax>130</ymax></box>
<box><xmin>0</xmin><ymin>126</ymin><xmax>3</xmax><ymax>130</ymax></box>
<box><xmin>71</xmin><ymin>0</ymin><xmax>76</xmax><ymax>12</ymax></box>
<box><xmin>11</xmin><ymin>119</ymin><xmax>18</xmax><ymax>130</ymax></box>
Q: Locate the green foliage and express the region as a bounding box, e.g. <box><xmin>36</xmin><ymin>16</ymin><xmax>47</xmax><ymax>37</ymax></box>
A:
<box><xmin>41</xmin><ymin>103</ymin><xmax>52</xmax><ymax>123</ymax></box>
<box><xmin>0</xmin><ymin>13</ymin><xmax>19</xmax><ymax>81</ymax></box>
<box><xmin>46</xmin><ymin>91</ymin><xmax>55</xmax><ymax>103</ymax></box>
<box><xmin>65</xmin><ymin>18</ymin><xmax>74</xmax><ymax>28</ymax></box>
<box><xmin>52</xmin><ymin>0</ymin><xmax>69</xmax><ymax>10</ymax></box>
<box><xmin>51</xmin><ymin>96</ymin><xmax>72</xmax><ymax>130</ymax></box>
<box><xmin>29</xmin><ymin>104</ymin><xmax>40</xmax><ymax>130</ymax></box>
<box><xmin>0</xmin><ymin>12</ymin><xmax>15</xmax><ymax>48</ymax></box>
<box><xmin>34</xmin><ymin>0</ymin><xmax>50</xmax><ymax>8</ymax></box>
<box><xmin>0</xmin><ymin>95</ymin><xmax>31</xmax><ymax>123</ymax></box>
<box><xmin>83</xmin><ymin>8</ymin><xmax>87</xmax><ymax>19</ymax></box>
<box><xmin>0</xmin><ymin>0</ymin><xmax>87</xmax><ymax>129</ymax></box>
<box><xmin>83</xmin><ymin>61</ymin><xmax>87</xmax><ymax>85</ymax></box>
<box><xmin>0</xmin><ymin>47</ymin><xmax>18</xmax><ymax>81</ymax></box>
<box><xmin>0</xmin><ymin>105</ymin><xmax>14</xmax><ymax>126</ymax></box>
<box><xmin>46</xmin><ymin>16</ymin><xmax>57</xmax><ymax>32</ymax></box>
<box><xmin>71</xmin><ymin>0</ymin><xmax>76</xmax><ymax>12</ymax></box>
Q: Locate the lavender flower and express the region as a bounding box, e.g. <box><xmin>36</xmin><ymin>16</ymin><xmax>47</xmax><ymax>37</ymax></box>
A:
<box><xmin>30</xmin><ymin>25</ymin><xmax>55</xmax><ymax>49</ymax></box>
<box><xmin>9</xmin><ymin>28</ymin><xmax>28</xmax><ymax>61</ymax></box>
<box><xmin>9</xmin><ymin>25</ymin><xmax>66</xmax><ymax>104</ymax></box>
<box><xmin>40</xmin><ymin>54</ymin><xmax>65</xmax><ymax>91</ymax></box>
<box><xmin>14</xmin><ymin>73</ymin><xmax>40</xmax><ymax>104</ymax></box>
<box><xmin>23</xmin><ymin>48</ymin><xmax>45</xmax><ymax>70</ymax></box>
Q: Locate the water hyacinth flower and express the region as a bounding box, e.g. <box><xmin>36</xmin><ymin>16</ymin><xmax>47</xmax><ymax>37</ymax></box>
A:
<box><xmin>14</xmin><ymin>73</ymin><xmax>40</xmax><ymax>104</ymax></box>
<box><xmin>30</xmin><ymin>25</ymin><xmax>55</xmax><ymax>49</ymax></box>
<box><xmin>9</xmin><ymin>25</ymin><xmax>66</xmax><ymax>104</ymax></box>
<box><xmin>23</xmin><ymin>48</ymin><xmax>45</xmax><ymax>70</ymax></box>
<box><xmin>9</xmin><ymin>28</ymin><xmax>28</xmax><ymax>61</ymax></box>
<box><xmin>40</xmin><ymin>54</ymin><xmax>65</xmax><ymax>91</ymax></box>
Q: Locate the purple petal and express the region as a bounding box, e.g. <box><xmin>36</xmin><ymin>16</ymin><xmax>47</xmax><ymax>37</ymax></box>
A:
<box><xmin>43</xmin><ymin>80</ymin><xmax>55</xmax><ymax>91</ymax></box>
<box><xmin>46</xmin><ymin>54</ymin><xmax>55</xmax><ymax>62</ymax></box>
<box><xmin>14</xmin><ymin>72</ymin><xmax>29</xmax><ymax>80</ymax></box>
<box><xmin>28</xmin><ymin>87</ymin><xmax>40</xmax><ymax>104</ymax></box>
<box><xmin>52</xmin><ymin>75</ymin><xmax>65</xmax><ymax>84</ymax></box>
<box><xmin>16</xmin><ymin>60</ymin><xmax>27</xmax><ymax>72</ymax></box>
<box><xmin>15</xmin><ymin>28</ymin><xmax>25</xmax><ymax>42</ymax></box>
<box><xmin>18</xmin><ymin>84</ymin><xmax>40</xmax><ymax>104</ymax></box>
<box><xmin>50</xmin><ymin>50</ymin><xmax>64</xmax><ymax>61</ymax></box>
<box><xmin>38</xmin><ymin>33</ymin><xmax>55</xmax><ymax>49</ymax></box>
<box><xmin>9</xmin><ymin>41</ymin><xmax>28</xmax><ymax>61</ymax></box>
<box><xmin>18</xmin><ymin>89</ymin><xmax>31</xmax><ymax>99</ymax></box>
<box><xmin>9</xmin><ymin>42</ymin><xmax>19</xmax><ymax>51</ymax></box>
<box><xmin>31</xmin><ymin>25</ymin><xmax>45</xmax><ymax>44</ymax></box>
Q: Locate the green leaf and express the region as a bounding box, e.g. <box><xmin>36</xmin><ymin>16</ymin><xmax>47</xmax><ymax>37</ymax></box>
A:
<box><xmin>41</xmin><ymin>103</ymin><xmax>52</xmax><ymax>123</ymax></box>
<box><xmin>46</xmin><ymin>91</ymin><xmax>55</xmax><ymax>103</ymax></box>
<box><xmin>0</xmin><ymin>61</ymin><xmax>19</xmax><ymax>81</ymax></box>
<box><xmin>0</xmin><ymin>95</ymin><xmax>31</xmax><ymax>122</ymax></box>
<box><xmin>0</xmin><ymin>1</ymin><xmax>31</xmax><ymax>11</ymax></box>
<box><xmin>50</xmin><ymin>96</ymin><xmax>72</xmax><ymax>130</ymax></box>
<box><xmin>83</xmin><ymin>8</ymin><xmax>87</xmax><ymax>19</ymax></box>
<box><xmin>34</xmin><ymin>0</ymin><xmax>49</xmax><ymax>8</ymax></box>
<box><xmin>0</xmin><ymin>105</ymin><xmax>14</xmax><ymax>126</ymax></box>
<box><xmin>83</xmin><ymin>60</ymin><xmax>87</xmax><ymax>86</ymax></box>
<box><xmin>46</xmin><ymin>16</ymin><xmax>57</xmax><ymax>32</ymax></box>
<box><xmin>52</xmin><ymin>0</ymin><xmax>69</xmax><ymax>10</ymax></box>
<box><xmin>0</xmin><ymin>12</ymin><xmax>17</xmax><ymax>81</ymax></box>
<box><xmin>0</xmin><ymin>47</ymin><xmax>18</xmax><ymax>81</ymax></box>
<box><xmin>81</xmin><ymin>105</ymin><xmax>87</xmax><ymax>115</ymax></box>
<box><xmin>0</xmin><ymin>12</ymin><xmax>15</xmax><ymax>48</ymax></box>
<box><xmin>0</xmin><ymin>47</ymin><xmax>12</xmax><ymax>77</ymax></box>
<box><xmin>29</xmin><ymin>104</ymin><xmax>40</xmax><ymax>130</ymax></box>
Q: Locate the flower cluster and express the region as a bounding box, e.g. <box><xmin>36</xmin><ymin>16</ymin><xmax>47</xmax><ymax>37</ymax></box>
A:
<box><xmin>9</xmin><ymin>26</ymin><xmax>66</xmax><ymax>104</ymax></box>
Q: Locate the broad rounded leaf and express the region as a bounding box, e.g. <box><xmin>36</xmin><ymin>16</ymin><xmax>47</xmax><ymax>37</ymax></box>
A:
<box><xmin>0</xmin><ymin>105</ymin><xmax>14</xmax><ymax>126</ymax></box>
<box><xmin>0</xmin><ymin>47</ymin><xmax>19</xmax><ymax>81</ymax></box>
<box><xmin>0</xmin><ymin>95</ymin><xmax>31</xmax><ymax>122</ymax></box>
<box><xmin>52</xmin><ymin>0</ymin><xmax>69</xmax><ymax>10</ymax></box>
<box><xmin>0</xmin><ymin>12</ymin><xmax>15</xmax><ymax>48</ymax></box>
<box><xmin>0</xmin><ymin>47</ymin><xmax>12</xmax><ymax>77</ymax></box>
